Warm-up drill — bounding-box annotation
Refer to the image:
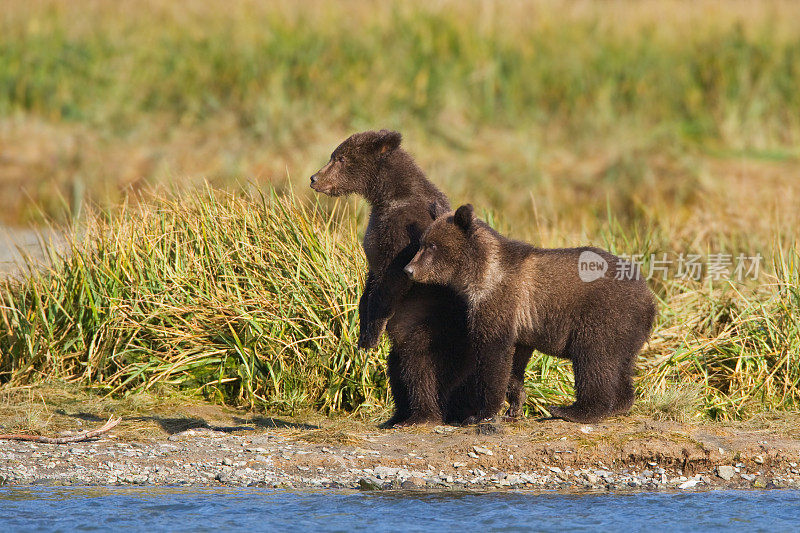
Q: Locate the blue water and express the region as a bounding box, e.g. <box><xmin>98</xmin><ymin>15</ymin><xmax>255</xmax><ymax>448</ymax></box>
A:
<box><xmin>1</xmin><ymin>487</ymin><xmax>798</xmax><ymax>532</ymax></box>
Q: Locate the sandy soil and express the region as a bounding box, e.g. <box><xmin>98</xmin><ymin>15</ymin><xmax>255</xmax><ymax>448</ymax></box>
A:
<box><xmin>1</xmin><ymin>392</ymin><xmax>798</xmax><ymax>492</ymax></box>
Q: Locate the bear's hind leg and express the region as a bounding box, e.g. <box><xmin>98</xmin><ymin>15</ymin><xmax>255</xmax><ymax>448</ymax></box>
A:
<box><xmin>396</xmin><ymin>345</ymin><xmax>443</xmax><ymax>426</ymax></box>
<box><xmin>610</xmin><ymin>352</ymin><xmax>637</xmax><ymax>416</ymax></box>
<box><xmin>548</xmin><ymin>349</ymin><xmax>616</xmax><ymax>424</ymax></box>
<box><xmin>381</xmin><ymin>347</ymin><xmax>411</xmax><ymax>428</ymax></box>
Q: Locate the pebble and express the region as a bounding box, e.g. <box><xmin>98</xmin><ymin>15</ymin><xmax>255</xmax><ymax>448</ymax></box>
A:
<box><xmin>358</xmin><ymin>477</ymin><xmax>382</xmax><ymax>491</ymax></box>
<box><xmin>476</xmin><ymin>423</ymin><xmax>503</xmax><ymax>436</ymax></box>
<box><xmin>472</xmin><ymin>446</ymin><xmax>494</xmax><ymax>456</ymax></box>
<box><xmin>215</xmin><ymin>469</ymin><xmax>233</xmax><ymax>483</ymax></box>
<box><xmin>373</xmin><ymin>466</ymin><xmax>398</xmax><ymax>479</ymax></box>
<box><xmin>583</xmin><ymin>472</ymin><xmax>599</xmax><ymax>484</ymax></box>
<box><xmin>717</xmin><ymin>465</ymin><xmax>735</xmax><ymax>481</ymax></box>
<box><xmin>679</xmin><ymin>478</ymin><xmax>702</xmax><ymax>490</ymax></box>
<box><xmin>401</xmin><ymin>477</ymin><xmax>427</xmax><ymax>490</ymax></box>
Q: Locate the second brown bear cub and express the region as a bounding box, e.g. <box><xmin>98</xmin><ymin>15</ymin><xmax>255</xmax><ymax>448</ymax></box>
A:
<box><xmin>404</xmin><ymin>204</ymin><xmax>657</xmax><ymax>423</ymax></box>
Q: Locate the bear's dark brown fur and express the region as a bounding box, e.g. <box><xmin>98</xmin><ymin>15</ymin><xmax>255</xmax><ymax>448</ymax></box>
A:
<box><xmin>404</xmin><ymin>204</ymin><xmax>657</xmax><ymax>423</ymax></box>
<box><xmin>310</xmin><ymin>130</ymin><xmax>472</xmax><ymax>426</ymax></box>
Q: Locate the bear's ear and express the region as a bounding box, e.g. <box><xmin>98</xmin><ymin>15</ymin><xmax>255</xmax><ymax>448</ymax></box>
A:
<box><xmin>375</xmin><ymin>129</ymin><xmax>402</xmax><ymax>155</ymax></box>
<box><xmin>453</xmin><ymin>204</ymin><xmax>475</xmax><ymax>233</ymax></box>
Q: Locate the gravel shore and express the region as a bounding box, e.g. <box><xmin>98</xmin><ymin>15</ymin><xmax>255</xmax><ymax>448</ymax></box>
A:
<box><xmin>2</xmin><ymin>416</ymin><xmax>799</xmax><ymax>492</ymax></box>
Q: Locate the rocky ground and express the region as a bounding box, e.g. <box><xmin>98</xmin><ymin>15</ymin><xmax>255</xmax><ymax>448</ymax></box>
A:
<box><xmin>1</xmin><ymin>396</ymin><xmax>799</xmax><ymax>492</ymax></box>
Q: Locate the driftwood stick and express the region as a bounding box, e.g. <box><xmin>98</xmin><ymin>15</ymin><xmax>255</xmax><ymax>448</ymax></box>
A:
<box><xmin>0</xmin><ymin>416</ymin><xmax>121</xmax><ymax>443</ymax></box>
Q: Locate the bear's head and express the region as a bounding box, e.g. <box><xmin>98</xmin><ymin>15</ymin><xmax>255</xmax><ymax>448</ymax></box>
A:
<box><xmin>404</xmin><ymin>204</ymin><xmax>478</xmax><ymax>286</ymax></box>
<box><xmin>310</xmin><ymin>130</ymin><xmax>402</xmax><ymax>197</ymax></box>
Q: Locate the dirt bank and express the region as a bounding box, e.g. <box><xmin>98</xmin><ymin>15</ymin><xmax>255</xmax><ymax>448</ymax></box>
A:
<box><xmin>1</xmin><ymin>388</ymin><xmax>798</xmax><ymax>492</ymax></box>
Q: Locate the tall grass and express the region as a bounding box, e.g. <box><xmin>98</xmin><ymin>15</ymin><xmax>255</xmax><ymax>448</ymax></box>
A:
<box><xmin>0</xmin><ymin>188</ymin><xmax>386</xmax><ymax>414</ymax></box>
<box><xmin>1</xmin><ymin>188</ymin><xmax>798</xmax><ymax>420</ymax></box>
<box><xmin>640</xmin><ymin>255</ymin><xmax>800</xmax><ymax>419</ymax></box>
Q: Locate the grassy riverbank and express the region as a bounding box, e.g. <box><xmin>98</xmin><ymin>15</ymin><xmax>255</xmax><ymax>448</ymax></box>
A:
<box><xmin>1</xmin><ymin>0</ymin><xmax>799</xmax><ymax>421</ymax></box>
<box><xmin>1</xmin><ymin>188</ymin><xmax>798</xmax><ymax>421</ymax></box>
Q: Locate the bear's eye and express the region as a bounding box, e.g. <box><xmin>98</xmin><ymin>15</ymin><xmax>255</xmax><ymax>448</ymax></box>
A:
<box><xmin>428</xmin><ymin>243</ymin><xmax>437</xmax><ymax>251</ymax></box>
<box><xmin>337</xmin><ymin>156</ymin><xmax>345</xmax><ymax>164</ymax></box>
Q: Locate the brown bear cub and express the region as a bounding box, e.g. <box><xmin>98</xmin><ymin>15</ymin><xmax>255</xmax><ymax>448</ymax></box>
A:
<box><xmin>404</xmin><ymin>204</ymin><xmax>657</xmax><ymax>424</ymax></box>
<box><xmin>310</xmin><ymin>130</ymin><xmax>472</xmax><ymax>426</ymax></box>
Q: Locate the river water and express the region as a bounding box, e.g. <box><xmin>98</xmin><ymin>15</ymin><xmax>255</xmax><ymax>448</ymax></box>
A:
<box><xmin>0</xmin><ymin>226</ymin><xmax>64</xmax><ymax>276</ymax></box>
<box><xmin>1</xmin><ymin>487</ymin><xmax>798</xmax><ymax>532</ymax></box>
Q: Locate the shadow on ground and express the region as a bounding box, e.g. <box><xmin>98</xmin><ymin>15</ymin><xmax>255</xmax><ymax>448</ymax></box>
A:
<box><xmin>233</xmin><ymin>416</ymin><xmax>319</xmax><ymax>431</ymax></box>
<box><xmin>54</xmin><ymin>411</ymin><xmax>271</xmax><ymax>435</ymax></box>
<box><xmin>129</xmin><ymin>416</ymin><xmax>257</xmax><ymax>434</ymax></box>
<box><xmin>55</xmin><ymin>410</ymin><xmax>106</xmax><ymax>423</ymax></box>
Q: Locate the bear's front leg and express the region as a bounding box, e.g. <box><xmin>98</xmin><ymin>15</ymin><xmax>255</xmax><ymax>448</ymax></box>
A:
<box><xmin>471</xmin><ymin>338</ymin><xmax>515</xmax><ymax>422</ymax></box>
<box><xmin>358</xmin><ymin>269</ymin><xmax>412</xmax><ymax>349</ymax></box>
<box><xmin>505</xmin><ymin>345</ymin><xmax>533</xmax><ymax>419</ymax></box>
<box><xmin>357</xmin><ymin>272</ymin><xmax>374</xmax><ymax>346</ymax></box>
<box><xmin>358</xmin><ymin>291</ymin><xmax>390</xmax><ymax>349</ymax></box>
<box><xmin>357</xmin><ymin>272</ymin><xmax>391</xmax><ymax>350</ymax></box>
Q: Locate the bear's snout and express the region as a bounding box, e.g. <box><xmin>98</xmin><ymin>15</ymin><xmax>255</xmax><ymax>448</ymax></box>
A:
<box><xmin>403</xmin><ymin>264</ymin><xmax>415</xmax><ymax>280</ymax></box>
<box><xmin>310</xmin><ymin>172</ymin><xmax>329</xmax><ymax>194</ymax></box>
